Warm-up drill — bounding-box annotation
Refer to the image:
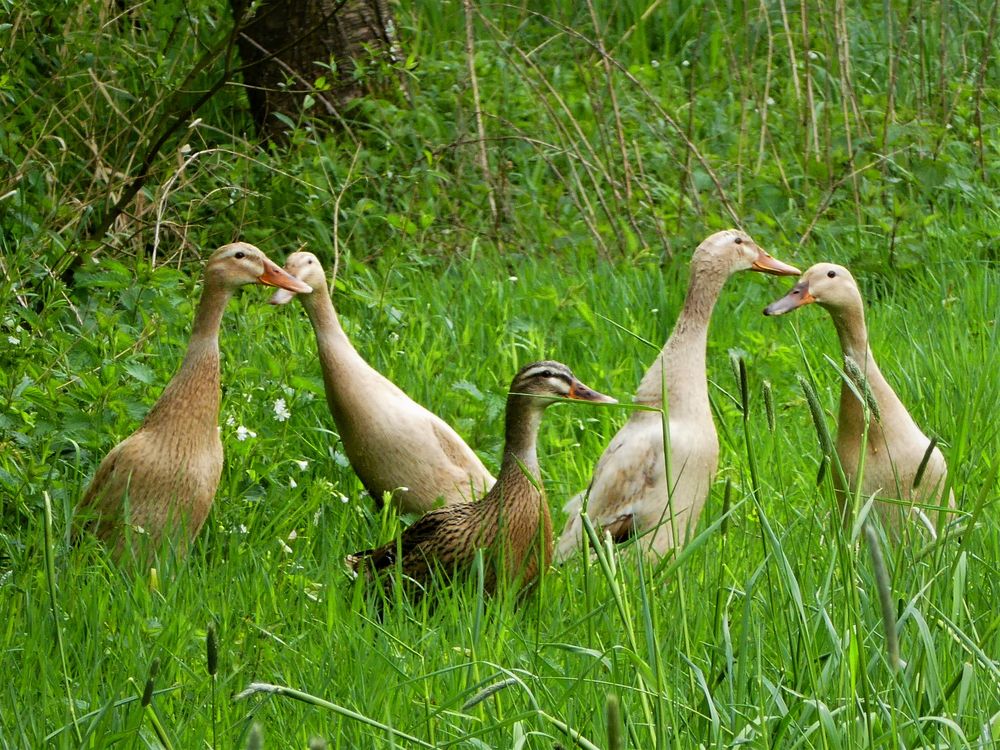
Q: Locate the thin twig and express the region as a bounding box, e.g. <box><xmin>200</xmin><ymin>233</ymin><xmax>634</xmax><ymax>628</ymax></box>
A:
<box><xmin>973</xmin><ymin>0</ymin><xmax>1000</xmax><ymax>179</ymax></box>
<box><xmin>798</xmin><ymin>151</ymin><xmax>901</xmax><ymax>245</ymax></box>
<box><xmin>462</xmin><ymin>0</ymin><xmax>500</xmax><ymax>234</ymax></box>
<box><xmin>492</xmin><ymin>4</ymin><xmax>741</xmax><ymax>225</ymax></box>
<box><xmin>586</xmin><ymin>0</ymin><xmax>643</xmax><ymax>246</ymax></box>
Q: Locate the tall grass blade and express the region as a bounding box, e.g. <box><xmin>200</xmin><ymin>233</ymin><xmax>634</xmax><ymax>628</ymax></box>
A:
<box><xmin>863</xmin><ymin>524</ymin><xmax>900</xmax><ymax>671</ymax></box>
<box><xmin>912</xmin><ymin>436</ymin><xmax>938</xmax><ymax>490</ymax></box>
<box><xmin>235</xmin><ymin>682</ymin><xmax>435</xmax><ymax>747</ymax></box>
<box><xmin>42</xmin><ymin>491</ymin><xmax>81</xmax><ymax>744</ymax></box>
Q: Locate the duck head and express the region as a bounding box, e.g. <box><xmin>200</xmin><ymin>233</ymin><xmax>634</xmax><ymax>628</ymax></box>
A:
<box><xmin>510</xmin><ymin>361</ymin><xmax>617</xmax><ymax>407</ymax></box>
<box><xmin>763</xmin><ymin>262</ymin><xmax>863</xmax><ymax>316</ymax></box>
<box><xmin>205</xmin><ymin>242</ymin><xmax>313</xmax><ymax>293</ymax></box>
<box><xmin>268</xmin><ymin>251</ymin><xmax>326</xmax><ymax>305</ymax></box>
<box><xmin>692</xmin><ymin>229</ymin><xmax>801</xmax><ymax>277</ymax></box>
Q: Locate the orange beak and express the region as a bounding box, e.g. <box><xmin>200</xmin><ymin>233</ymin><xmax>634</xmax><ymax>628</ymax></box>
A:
<box><xmin>751</xmin><ymin>250</ymin><xmax>801</xmax><ymax>276</ymax></box>
<box><xmin>763</xmin><ymin>279</ymin><xmax>816</xmax><ymax>316</ymax></box>
<box><xmin>567</xmin><ymin>379</ymin><xmax>618</xmax><ymax>404</ymax></box>
<box><xmin>258</xmin><ymin>259</ymin><xmax>312</xmax><ymax>294</ymax></box>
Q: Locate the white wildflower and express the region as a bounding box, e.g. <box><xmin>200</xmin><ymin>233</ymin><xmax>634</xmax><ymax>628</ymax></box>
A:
<box><xmin>278</xmin><ymin>538</ymin><xmax>293</xmax><ymax>554</ymax></box>
<box><xmin>681</xmin><ymin>59</ymin><xmax>690</xmax><ymax>67</ymax></box>
<box><xmin>288</xmin><ymin>529</ymin><xmax>297</xmax><ymax>541</ymax></box>
<box><xmin>766</xmin><ymin>96</ymin><xmax>775</xmax><ymax>106</ymax></box>
<box><xmin>651</xmin><ymin>59</ymin><xmax>659</xmax><ymax>68</ymax></box>
<box><xmin>282</xmin><ymin>385</ymin><xmax>295</xmax><ymax>397</ymax></box>
<box><xmin>808</xmin><ymin>50</ymin><xmax>819</xmax><ymax>60</ymax></box>
<box><xmin>273</xmin><ymin>398</ymin><xmax>291</xmax><ymax>422</ymax></box>
<box><xmin>289</xmin><ymin>477</ymin><xmax>297</xmax><ymax>489</ymax></box>
<box><xmin>226</xmin><ymin>415</ymin><xmax>236</xmax><ymax>427</ymax></box>
<box><xmin>236</xmin><ymin>425</ymin><xmax>257</xmax><ymax>441</ymax></box>
<box><xmin>7</xmin><ymin>335</ymin><xmax>19</xmax><ymax>345</ymax></box>
<box><xmin>295</xmin><ymin>459</ymin><xmax>309</xmax><ymax>471</ymax></box>
<box><xmin>508</xmin><ymin>276</ymin><xmax>518</xmax><ymax>282</ymax></box>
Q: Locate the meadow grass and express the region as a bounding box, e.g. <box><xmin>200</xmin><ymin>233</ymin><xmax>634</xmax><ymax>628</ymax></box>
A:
<box><xmin>2</xmin><ymin>0</ymin><xmax>999</xmax><ymax>746</ymax></box>
<box><xmin>1</xmin><ymin>236</ymin><xmax>997</xmax><ymax>747</ymax></box>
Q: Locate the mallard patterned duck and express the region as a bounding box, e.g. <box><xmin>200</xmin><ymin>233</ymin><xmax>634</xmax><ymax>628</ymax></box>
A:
<box><xmin>270</xmin><ymin>251</ymin><xmax>495</xmax><ymax>514</ymax></box>
<box><xmin>75</xmin><ymin>243</ymin><xmax>312</xmax><ymax>561</ymax></box>
<box><xmin>556</xmin><ymin>230</ymin><xmax>800</xmax><ymax>560</ymax></box>
<box><xmin>347</xmin><ymin>361</ymin><xmax>616</xmax><ymax>596</ymax></box>
<box><xmin>764</xmin><ymin>262</ymin><xmax>956</xmax><ymax>533</ymax></box>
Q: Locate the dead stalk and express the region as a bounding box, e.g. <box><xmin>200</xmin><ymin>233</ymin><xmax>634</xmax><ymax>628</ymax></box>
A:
<box><xmin>462</xmin><ymin>0</ymin><xmax>500</xmax><ymax>233</ymax></box>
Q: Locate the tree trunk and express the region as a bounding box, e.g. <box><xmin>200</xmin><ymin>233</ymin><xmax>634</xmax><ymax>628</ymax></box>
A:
<box><xmin>231</xmin><ymin>0</ymin><xmax>402</xmax><ymax>141</ymax></box>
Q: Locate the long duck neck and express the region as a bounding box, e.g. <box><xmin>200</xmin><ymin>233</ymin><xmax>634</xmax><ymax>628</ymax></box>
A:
<box><xmin>493</xmin><ymin>395</ymin><xmax>550</xmax><ymax>556</ymax></box>
<box><xmin>142</xmin><ymin>277</ymin><xmax>229</xmax><ymax>433</ymax></box>
<box><xmin>499</xmin><ymin>396</ymin><xmax>545</xmax><ymax>481</ymax></box>
<box><xmin>300</xmin><ymin>283</ymin><xmax>371</xmax><ymax>422</ymax></box>
<box><xmin>635</xmin><ymin>262</ymin><xmax>728</xmax><ymax>409</ymax></box>
<box><xmin>830</xmin><ymin>303</ymin><xmax>909</xmax><ymax>435</ymax></box>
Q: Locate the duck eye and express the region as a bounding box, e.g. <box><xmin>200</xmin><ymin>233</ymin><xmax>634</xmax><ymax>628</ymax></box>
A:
<box><xmin>307</xmin><ymin>258</ymin><xmax>313</xmax><ymax>264</ymax></box>
<box><xmin>734</xmin><ymin>237</ymin><xmax>743</xmax><ymax>244</ymax></box>
<box><xmin>827</xmin><ymin>270</ymin><xmax>836</xmax><ymax>278</ymax></box>
<box><xmin>235</xmin><ymin>251</ymin><xmax>245</xmax><ymax>259</ymax></box>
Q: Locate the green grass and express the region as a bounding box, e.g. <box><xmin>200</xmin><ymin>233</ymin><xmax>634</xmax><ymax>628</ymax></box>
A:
<box><xmin>2</xmin><ymin>241</ymin><xmax>998</xmax><ymax>747</ymax></box>
<box><xmin>2</xmin><ymin>0</ymin><xmax>1000</xmax><ymax>746</ymax></box>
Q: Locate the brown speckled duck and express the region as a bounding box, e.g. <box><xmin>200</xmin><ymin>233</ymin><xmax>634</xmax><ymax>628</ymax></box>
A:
<box><xmin>270</xmin><ymin>251</ymin><xmax>495</xmax><ymax>514</ymax></box>
<box><xmin>74</xmin><ymin>243</ymin><xmax>311</xmax><ymax>561</ymax></box>
<box><xmin>556</xmin><ymin>230</ymin><xmax>800</xmax><ymax>560</ymax></box>
<box><xmin>347</xmin><ymin>361</ymin><xmax>616</xmax><ymax>596</ymax></box>
<box><xmin>764</xmin><ymin>262</ymin><xmax>956</xmax><ymax>534</ymax></box>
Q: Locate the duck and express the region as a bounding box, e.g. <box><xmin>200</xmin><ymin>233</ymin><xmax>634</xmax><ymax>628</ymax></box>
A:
<box><xmin>346</xmin><ymin>361</ymin><xmax>616</xmax><ymax>597</ymax></box>
<box><xmin>74</xmin><ymin>242</ymin><xmax>312</xmax><ymax>561</ymax></box>
<box><xmin>269</xmin><ymin>251</ymin><xmax>495</xmax><ymax>514</ymax></box>
<box><xmin>764</xmin><ymin>262</ymin><xmax>955</xmax><ymax>533</ymax></box>
<box><xmin>555</xmin><ymin>230</ymin><xmax>800</xmax><ymax>561</ymax></box>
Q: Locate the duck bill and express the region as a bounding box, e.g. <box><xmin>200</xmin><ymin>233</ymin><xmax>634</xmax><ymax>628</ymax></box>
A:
<box><xmin>751</xmin><ymin>251</ymin><xmax>801</xmax><ymax>277</ymax></box>
<box><xmin>567</xmin><ymin>380</ymin><xmax>618</xmax><ymax>404</ymax></box>
<box><xmin>259</xmin><ymin>259</ymin><xmax>312</xmax><ymax>294</ymax></box>
<box><xmin>763</xmin><ymin>280</ymin><xmax>815</xmax><ymax>316</ymax></box>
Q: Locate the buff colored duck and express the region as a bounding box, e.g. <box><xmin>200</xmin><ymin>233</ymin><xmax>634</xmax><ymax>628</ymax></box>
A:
<box><xmin>75</xmin><ymin>243</ymin><xmax>312</xmax><ymax>561</ymax></box>
<box><xmin>556</xmin><ymin>230</ymin><xmax>800</xmax><ymax>560</ymax></box>
<box><xmin>270</xmin><ymin>252</ymin><xmax>495</xmax><ymax>514</ymax></box>
<box><xmin>347</xmin><ymin>361</ymin><xmax>616</xmax><ymax>596</ymax></box>
<box><xmin>764</xmin><ymin>262</ymin><xmax>955</xmax><ymax>532</ymax></box>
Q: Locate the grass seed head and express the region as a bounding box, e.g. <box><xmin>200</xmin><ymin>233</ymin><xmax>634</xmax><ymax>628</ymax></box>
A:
<box><xmin>605</xmin><ymin>693</ymin><xmax>623</xmax><ymax>750</ymax></box>
<box><xmin>762</xmin><ymin>379</ymin><xmax>775</xmax><ymax>432</ymax></box>
<box><xmin>141</xmin><ymin>657</ymin><xmax>160</xmax><ymax>707</ymax></box>
<box><xmin>247</xmin><ymin>722</ymin><xmax>264</xmax><ymax>750</ymax></box>
<box><xmin>798</xmin><ymin>374</ymin><xmax>834</xmax><ymax>456</ymax></box>
<box><xmin>844</xmin><ymin>355</ymin><xmax>881</xmax><ymax>421</ymax></box>
<box><xmin>206</xmin><ymin>623</ymin><xmax>218</xmax><ymax>677</ymax></box>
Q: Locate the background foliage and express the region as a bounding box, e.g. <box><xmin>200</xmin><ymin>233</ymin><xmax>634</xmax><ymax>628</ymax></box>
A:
<box><xmin>1</xmin><ymin>0</ymin><xmax>998</xmax><ymax>747</ymax></box>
